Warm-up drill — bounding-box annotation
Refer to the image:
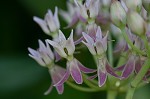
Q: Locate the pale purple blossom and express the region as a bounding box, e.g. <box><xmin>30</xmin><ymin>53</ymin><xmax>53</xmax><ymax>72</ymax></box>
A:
<box><xmin>28</xmin><ymin>40</ymin><xmax>54</xmax><ymax>67</ymax></box>
<box><xmin>47</xmin><ymin>30</ymin><xmax>96</xmax><ymax>85</ymax></box>
<box><xmin>82</xmin><ymin>26</ymin><xmax>120</xmax><ymax>87</ymax></box>
<box><xmin>28</xmin><ymin>40</ymin><xmax>66</xmax><ymax>94</ymax></box>
<box><xmin>74</xmin><ymin>0</ymin><xmax>100</xmax><ymax>22</ymax></box>
<box><xmin>33</xmin><ymin>7</ymin><xmax>60</xmax><ymax>37</ymax></box>
<box><xmin>46</xmin><ymin>30</ymin><xmax>75</xmax><ymax>59</ymax></box>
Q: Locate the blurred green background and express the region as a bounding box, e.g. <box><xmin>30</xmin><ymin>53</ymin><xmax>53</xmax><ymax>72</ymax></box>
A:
<box><xmin>0</xmin><ymin>0</ymin><xmax>150</xmax><ymax>99</ymax></box>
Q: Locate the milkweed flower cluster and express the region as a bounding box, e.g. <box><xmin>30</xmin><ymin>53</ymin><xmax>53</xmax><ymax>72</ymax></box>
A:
<box><xmin>28</xmin><ymin>0</ymin><xmax>150</xmax><ymax>99</ymax></box>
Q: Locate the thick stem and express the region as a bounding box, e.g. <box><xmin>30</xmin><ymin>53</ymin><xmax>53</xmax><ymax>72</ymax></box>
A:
<box><xmin>141</xmin><ymin>36</ymin><xmax>150</xmax><ymax>57</ymax></box>
<box><xmin>125</xmin><ymin>87</ymin><xmax>136</xmax><ymax>99</ymax></box>
<box><xmin>131</xmin><ymin>59</ymin><xmax>150</xmax><ymax>88</ymax></box>
<box><xmin>125</xmin><ymin>59</ymin><xmax>150</xmax><ymax>99</ymax></box>
<box><xmin>107</xmin><ymin>90</ymin><xmax>117</xmax><ymax>99</ymax></box>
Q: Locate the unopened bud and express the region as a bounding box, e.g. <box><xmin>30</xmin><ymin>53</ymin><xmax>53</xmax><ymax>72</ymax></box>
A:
<box><xmin>110</xmin><ymin>1</ymin><xmax>126</xmax><ymax>27</ymax></box>
<box><xmin>125</xmin><ymin>0</ymin><xmax>142</xmax><ymax>12</ymax></box>
<box><xmin>142</xmin><ymin>0</ymin><xmax>150</xmax><ymax>13</ymax></box>
<box><xmin>127</xmin><ymin>11</ymin><xmax>146</xmax><ymax>36</ymax></box>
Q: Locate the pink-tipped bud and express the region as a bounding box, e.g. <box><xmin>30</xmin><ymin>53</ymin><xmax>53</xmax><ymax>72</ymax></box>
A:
<box><xmin>110</xmin><ymin>1</ymin><xmax>127</xmax><ymax>27</ymax></box>
<box><xmin>127</xmin><ymin>11</ymin><xmax>146</xmax><ymax>36</ymax></box>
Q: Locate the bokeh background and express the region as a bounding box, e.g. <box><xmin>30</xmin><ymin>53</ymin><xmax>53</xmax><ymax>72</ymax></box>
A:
<box><xmin>0</xmin><ymin>0</ymin><xmax>150</xmax><ymax>99</ymax></box>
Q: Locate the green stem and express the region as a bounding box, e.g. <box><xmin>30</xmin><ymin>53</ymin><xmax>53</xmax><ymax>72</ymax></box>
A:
<box><xmin>125</xmin><ymin>59</ymin><xmax>150</xmax><ymax>99</ymax></box>
<box><xmin>141</xmin><ymin>36</ymin><xmax>150</xmax><ymax>57</ymax></box>
<box><xmin>121</xmin><ymin>27</ymin><xmax>145</xmax><ymax>55</ymax></box>
<box><xmin>107</xmin><ymin>90</ymin><xmax>117</xmax><ymax>99</ymax></box>
<box><xmin>125</xmin><ymin>87</ymin><xmax>136</xmax><ymax>99</ymax></box>
<box><xmin>131</xmin><ymin>59</ymin><xmax>150</xmax><ymax>88</ymax></box>
<box><xmin>66</xmin><ymin>81</ymin><xmax>101</xmax><ymax>92</ymax></box>
<box><xmin>108</xmin><ymin>33</ymin><xmax>113</xmax><ymax>66</ymax></box>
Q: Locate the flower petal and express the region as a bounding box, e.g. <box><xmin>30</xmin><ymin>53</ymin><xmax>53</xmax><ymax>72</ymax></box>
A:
<box><xmin>44</xmin><ymin>83</ymin><xmax>53</xmax><ymax>95</ymax></box>
<box><xmin>115</xmin><ymin>65</ymin><xmax>125</xmax><ymax>71</ymax></box>
<box><xmin>33</xmin><ymin>16</ymin><xmax>50</xmax><ymax>34</ymax></box>
<box><xmin>82</xmin><ymin>41</ymin><xmax>96</xmax><ymax>55</ymax></box>
<box><xmin>74</xmin><ymin>36</ymin><xmax>84</xmax><ymax>45</ymax></box>
<box><xmin>121</xmin><ymin>56</ymin><xmax>135</xmax><ymax>79</ymax></box>
<box><xmin>46</xmin><ymin>10</ymin><xmax>57</xmax><ymax>32</ymax></box>
<box><xmin>66</xmin><ymin>30</ymin><xmax>75</xmax><ymax>55</ymax></box>
<box><xmin>69</xmin><ymin>59</ymin><xmax>83</xmax><ymax>84</ymax></box>
<box><xmin>77</xmin><ymin>59</ymin><xmax>96</xmax><ymax>73</ymax></box>
<box><xmin>54</xmin><ymin>7</ymin><xmax>60</xmax><ymax>29</ymax></box>
<box><xmin>96</xmin><ymin>26</ymin><xmax>102</xmax><ymax>40</ymax></box>
<box><xmin>58</xmin><ymin>30</ymin><xmax>66</xmax><ymax>41</ymax></box>
<box><xmin>53</xmin><ymin>67</ymin><xmax>70</xmax><ymax>86</ymax></box>
<box><xmin>82</xmin><ymin>32</ymin><xmax>94</xmax><ymax>45</ymax></box>
<box><xmin>46</xmin><ymin>39</ymin><xmax>67</xmax><ymax>58</ymax></box>
<box><xmin>56</xmin><ymin>85</ymin><xmax>64</xmax><ymax>94</ymax></box>
<box><xmin>87</xmin><ymin>74</ymin><xmax>98</xmax><ymax>80</ymax></box>
<box><xmin>65</xmin><ymin>13</ymin><xmax>79</xmax><ymax>28</ymax></box>
<box><xmin>98</xmin><ymin>68</ymin><xmax>107</xmax><ymax>87</ymax></box>
<box><xmin>106</xmin><ymin>62</ymin><xmax>120</xmax><ymax>78</ymax></box>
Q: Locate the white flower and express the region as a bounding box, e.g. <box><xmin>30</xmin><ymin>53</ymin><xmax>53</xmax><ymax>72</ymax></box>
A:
<box><xmin>82</xmin><ymin>26</ymin><xmax>108</xmax><ymax>56</ymax></box>
<box><xmin>74</xmin><ymin>0</ymin><xmax>99</xmax><ymax>21</ymax></box>
<box><xmin>33</xmin><ymin>7</ymin><xmax>60</xmax><ymax>37</ymax></box>
<box><xmin>46</xmin><ymin>30</ymin><xmax>75</xmax><ymax>60</ymax></box>
<box><xmin>28</xmin><ymin>40</ymin><xmax>54</xmax><ymax>67</ymax></box>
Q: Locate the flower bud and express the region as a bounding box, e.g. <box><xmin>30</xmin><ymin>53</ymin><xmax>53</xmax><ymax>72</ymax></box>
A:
<box><xmin>142</xmin><ymin>0</ymin><xmax>150</xmax><ymax>13</ymax></box>
<box><xmin>125</xmin><ymin>0</ymin><xmax>142</xmax><ymax>12</ymax></box>
<box><xmin>127</xmin><ymin>11</ymin><xmax>146</xmax><ymax>36</ymax></box>
<box><xmin>110</xmin><ymin>1</ymin><xmax>127</xmax><ymax>27</ymax></box>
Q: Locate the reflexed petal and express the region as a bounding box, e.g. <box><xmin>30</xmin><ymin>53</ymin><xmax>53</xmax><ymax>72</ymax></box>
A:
<box><xmin>59</xmin><ymin>9</ymin><xmax>71</xmax><ymax>23</ymax></box>
<box><xmin>54</xmin><ymin>7</ymin><xmax>60</xmax><ymax>28</ymax></box>
<box><xmin>135</xmin><ymin>60</ymin><xmax>141</xmax><ymax>74</ymax></box>
<box><xmin>114</xmin><ymin>40</ymin><xmax>127</xmax><ymax>53</ymax></box>
<box><xmin>115</xmin><ymin>65</ymin><xmax>125</xmax><ymax>71</ymax></box>
<box><xmin>106</xmin><ymin>63</ymin><xmax>120</xmax><ymax>78</ymax></box>
<box><xmin>65</xmin><ymin>13</ymin><xmax>79</xmax><ymax>28</ymax></box>
<box><xmin>121</xmin><ymin>56</ymin><xmax>135</xmax><ymax>79</ymax></box>
<box><xmin>33</xmin><ymin>16</ymin><xmax>50</xmax><ymax>34</ymax></box>
<box><xmin>69</xmin><ymin>59</ymin><xmax>83</xmax><ymax>84</ymax></box>
<box><xmin>87</xmin><ymin>74</ymin><xmax>98</xmax><ymax>80</ymax></box>
<box><xmin>56</xmin><ymin>85</ymin><xmax>64</xmax><ymax>94</ymax></box>
<box><xmin>50</xmin><ymin>66</ymin><xmax>66</xmax><ymax>84</ymax></box>
<box><xmin>98</xmin><ymin>68</ymin><xmax>107</xmax><ymax>87</ymax></box>
<box><xmin>74</xmin><ymin>36</ymin><xmax>84</xmax><ymax>45</ymax></box>
<box><xmin>54</xmin><ymin>51</ymin><xmax>61</xmax><ymax>62</ymax></box>
<box><xmin>44</xmin><ymin>83</ymin><xmax>53</xmax><ymax>95</ymax></box>
<box><xmin>77</xmin><ymin>59</ymin><xmax>96</xmax><ymax>73</ymax></box>
<box><xmin>82</xmin><ymin>32</ymin><xmax>94</xmax><ymax>45</ymax></box>
<box><xmin>54</xmin><ymin>67</ymin><xmax>70</xmax><ymax>86</ymax></box>
<box><xmin>82</xmin><ymin>41</ymin><xmax>96</xmax><ymax>55</ymax></box>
